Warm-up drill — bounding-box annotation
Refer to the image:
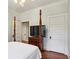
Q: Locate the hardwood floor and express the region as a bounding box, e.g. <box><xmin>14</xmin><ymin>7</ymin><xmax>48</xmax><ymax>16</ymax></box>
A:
<box><xmin>41</xmin><ymin>50</ymin><xmax>68</xmax><ymax>59</ymax></box>
<box><xmin>21</xmin><ymin>42</ymin><xmax>69</xmax><ymax>59</ymax></box>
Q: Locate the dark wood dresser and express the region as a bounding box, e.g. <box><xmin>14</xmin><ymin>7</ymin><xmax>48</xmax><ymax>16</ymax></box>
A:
<box><xmin>28</xmin><ymin>36</ymin><xmax>43</xmax><ymax>50</ymax></box>
<box><xmin>29</xmin><ymin>37</ymin><xmax>39</xmax><ymax>46</ymax></box>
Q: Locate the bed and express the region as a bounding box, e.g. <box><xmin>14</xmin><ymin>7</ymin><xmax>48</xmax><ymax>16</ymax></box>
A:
<box><xmin>8</xmin><ymin>42</ymin><xmax>41</xmax><ymax>59</ymax></box>
<box><xmin>13</xmin><ymin>10</ymin><xmax>43</xmax><ymax>50</ymax></box>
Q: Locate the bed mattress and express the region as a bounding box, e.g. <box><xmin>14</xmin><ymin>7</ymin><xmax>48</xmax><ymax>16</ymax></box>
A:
<box><xmin>8</xmin><ymin>42</ymin><xmax>41</xmax><ymax>59</ymax></box>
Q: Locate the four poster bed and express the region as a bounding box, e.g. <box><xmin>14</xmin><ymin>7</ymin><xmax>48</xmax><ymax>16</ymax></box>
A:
<box><xmin>8</xmin><ymin>10</ymin><xmax>43</xmax><ymax>59</ymax></box>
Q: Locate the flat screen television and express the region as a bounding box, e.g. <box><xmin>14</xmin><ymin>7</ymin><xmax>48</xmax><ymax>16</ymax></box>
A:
<box><xmin>30</xmin><ymin>25</ymin><xmax>46</xmax><ymax>37</ymax></box>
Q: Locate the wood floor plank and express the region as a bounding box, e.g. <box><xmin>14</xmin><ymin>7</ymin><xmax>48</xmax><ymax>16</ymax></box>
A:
<box><xmin>41</xmin><ymin>50</ymin><xmax>68</xmax><ymax>59</ymax></box>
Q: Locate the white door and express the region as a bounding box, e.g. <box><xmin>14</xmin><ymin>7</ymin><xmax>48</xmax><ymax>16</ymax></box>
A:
<box><xmin>21</xmin><ymin>22</ymin><xmax>29</xmax><ymax>41</ymax></box>
<box><xmin>46</xmin><ymin>14</ymin><xmax>69</xmax><ymax>54</ymax></box>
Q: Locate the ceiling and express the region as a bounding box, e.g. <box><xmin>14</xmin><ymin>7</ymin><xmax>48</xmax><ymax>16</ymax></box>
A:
<box><xmin>8</xmin><ymin>0</ymin><xmax>66</xmax><ymax>13</ymax></box>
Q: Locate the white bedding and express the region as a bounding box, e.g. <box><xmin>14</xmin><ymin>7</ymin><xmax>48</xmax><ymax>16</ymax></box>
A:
<box><xmin>8</xmin><ymin>42</ymin><xmax>41</xmax><ymax>59</ymax></box>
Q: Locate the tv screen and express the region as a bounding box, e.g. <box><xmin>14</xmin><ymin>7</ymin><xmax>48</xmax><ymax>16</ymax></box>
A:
<box><xmin>30</xmin><ymin>25</ymin><xmax>46</xmax><ymax>37</ymax></box>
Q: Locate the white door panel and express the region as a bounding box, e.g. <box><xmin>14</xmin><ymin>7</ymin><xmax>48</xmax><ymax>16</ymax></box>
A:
<box><xmin>46</xmin><ymin>39</ymin><xmax>65</xmax><ymax>53</ymax></box>
<box><xmin>46</xmin><ymin>14</ymin><xmax>66</xmax><ymax>53</ymax></box>
<box><xmin>21</xmin><ymin>22</ymin><xmax>29</xmax><ymax>41</ymax></box>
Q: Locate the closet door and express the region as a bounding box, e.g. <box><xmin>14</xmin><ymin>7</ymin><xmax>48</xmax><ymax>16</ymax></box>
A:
<box><xmin>46</xmin><ymin>14</ymin><xmax>68</xmax><ymax>54</ymax></box>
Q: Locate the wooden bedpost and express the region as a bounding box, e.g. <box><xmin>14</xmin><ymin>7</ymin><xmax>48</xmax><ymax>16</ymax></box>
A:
<box><xmin>39</xmin><ymin>9</ymin><xmax>43</xmax><ymax>50</ymax></box>
<box><xmin>14</xmin><ymin>16</ymin><xmax>16</xmax><ymax>41</ymax></box>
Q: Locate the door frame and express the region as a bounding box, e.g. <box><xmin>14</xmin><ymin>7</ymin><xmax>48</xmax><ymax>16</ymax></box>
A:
<box><xmin>21</xmin><ymin>21</ymin><xmax>29</xmax><ymax>41</ymax></box>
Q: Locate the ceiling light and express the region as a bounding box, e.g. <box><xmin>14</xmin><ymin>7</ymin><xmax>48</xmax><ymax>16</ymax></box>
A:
<box><xmin>14</xmin><ymin>0</ymin><xmax>18</xmax><ymax>3</ymax></box>
<box><xmin>31</xmin><ymin>0</ymin><xmax>35</xmax><ymax>1</ymax></box>
<box><xmin>19</xmin><ymin>2</ymin><xmax>24</xmax><ymax>7</ymax></box>
<box><xmin>14</xmin><ymin>0</ymin><xmax>25</xmax><ymax>7</ymax></box>
<box><xmin>19</xmin><ymin>1</ymin><xmax>22</xmax><ymax>5</ymax></box>
<box><xmin>21</xmin><ymin>0</ymin><xmax>26</xmax><ymax>3</ymax></box>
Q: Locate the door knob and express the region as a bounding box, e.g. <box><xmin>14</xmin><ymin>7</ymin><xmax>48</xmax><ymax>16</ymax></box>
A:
<box><xmin>49</xmin><ymin>36</ymin><xmax>51</xmax><ymax>39</ymax></box>
<box><xmin>24</xmin><ymin>34</ymin><xmax>26</xmax><ymax>35</ymax></box>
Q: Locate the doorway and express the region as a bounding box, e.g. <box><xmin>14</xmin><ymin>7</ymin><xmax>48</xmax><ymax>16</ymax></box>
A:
<box><xmin>21</xmin><ymin>21</ymin><xmax>29</xmax><ymax>43</ymax></box>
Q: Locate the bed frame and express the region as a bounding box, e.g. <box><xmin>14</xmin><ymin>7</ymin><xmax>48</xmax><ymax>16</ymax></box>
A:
<box><xmin>13</xmin><ymin>16</ymin><xmax>16</xmax><ymax>41</ymax></box>
<box><xmin>38</xmin><ymin>10</ymin><xmax>43</xmax><ymax>50</ymax></box>
<box><xmin>13</xmin><ymin>10</ymin><xmax>43</xmax><ymax>50</ymax></box>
